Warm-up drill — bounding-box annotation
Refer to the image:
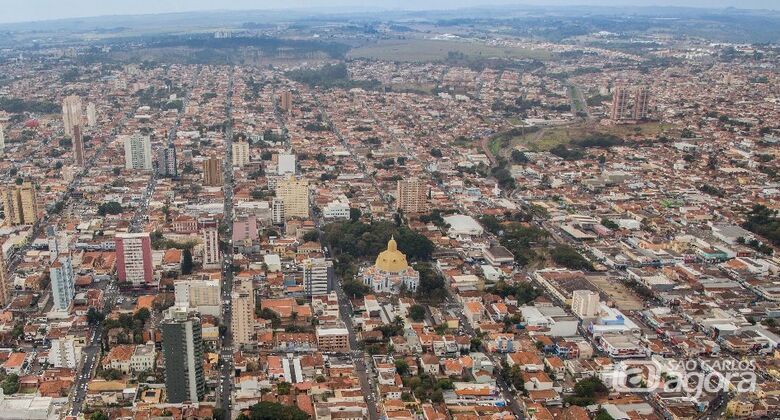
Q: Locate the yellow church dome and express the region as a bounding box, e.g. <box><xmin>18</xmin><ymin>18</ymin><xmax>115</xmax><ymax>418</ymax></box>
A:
<box><xmin>375</xmin><ymin>236</ymin><xmax>409</xmax><ymax>273</ymax></box>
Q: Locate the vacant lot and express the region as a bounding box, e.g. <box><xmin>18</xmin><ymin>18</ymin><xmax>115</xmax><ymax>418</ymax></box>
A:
<box><xmin>588</xmin><ymin>275</ymin><xmax>645</xmax><ymax>312</ymax></box>
<box><xmin>492</xmin><ymin>121</ymin><xmax>678</xmax><ymax>154</ymax></box>
<box><xmin>348</xmin><ymin>39</ymin><xmax>553</xmax><ymax>62</ymax></box>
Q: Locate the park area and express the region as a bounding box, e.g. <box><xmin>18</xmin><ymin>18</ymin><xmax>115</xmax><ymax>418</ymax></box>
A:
<box><xmin>348</xmin><ymin>38</ymin><xmax>553</xmax><ymax>62</ymax></box>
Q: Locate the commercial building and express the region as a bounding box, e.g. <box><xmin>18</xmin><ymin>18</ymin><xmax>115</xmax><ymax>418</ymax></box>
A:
<box><xmin>323</xmin><ymin>199</ymin><xmax>350</xmax><ymax>220</ymax></box>
<box><xmin>316</xmin><ymin>327</ymin><xmax>350</xmax><ymax>353</ymax></box>
<box><xmin>303</xmin><ymin>258</ymin><xmax>334</xmax><ymax>296</ymax></box>
<box><xmin>115</xmin><ymin>232</ymin><xmax>154</xmax><ymax>285</ymax></box>
<box><xmin>396</xmin><ymin>177</ymin><xmax>427</xmax><ymax>214</ymax></box>
<box><xmin>202</xmin><ymin>156</ymin><xmax>223</xmax><ymax>186</ymax></box>
<box><xmin>62</xmin><ymin>95</ymin><xmax>82</xmax><ymax>137</ymax></box>
<box><xmin>174</xmin><ymin>279</ymin><xmax>220</xmax><ymax>317</ymax></box>
<box><xmin>276</xmin><ymin>176</ymin><xmax>309</xmax><ymax>220</ymax></box>
<box><xmin>201</xmin><ymin>227</ymin><xmax>220</xmax><ymax>268</ymax></box>
<box><xmin>571</xmin><ymin>290</ymin><xmax>600</xmax><ymax>319</ymax></box>
<box><xmin>48</xmin><ymin>336</ymin><xmax>82</xmax><ymax>368</ymax></box>
<box><xmin>272</xmin><ymin>198</ymin><xmax>285</xmax><ymax>225</ymax></box>
<box><xmin>123</xmin><ymin>133</ymin><xmax>153</xmax><ymax>170</ymax></box>
<box><xmin>161</xmin><ymin>309</ymin><xmax>205</xmax><ymax>403</ymax></box>
<box><xmin>232</xmin><ymin>140</ymin><xmax>250</xmax><ymax>167</ymax></box>
<box><xmin>2</xmin><ymin>181</ymin><xmax>38</xmax><ymax>226</ymax></box>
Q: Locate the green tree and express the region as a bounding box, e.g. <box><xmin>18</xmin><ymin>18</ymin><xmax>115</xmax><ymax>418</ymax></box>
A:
<box><xmin>90</xmin><ymin>411</ymin><xmax>110</xmax><ymax>420</ymax></box>
<box><xmin>349</xmin><ymin>208</ymin><xmax>361</xmax><ymax>222</ymax></box>
<box><xmin>408</xmin><ymin>304</ymin><xmax>426</xmax><ymax>322</ymax></box>
<box><xmin>97</xmin><ymin>201</ymin><xmax>123</xmax><ymax>216</ymax></box>
<box><xmin>86</xmin><ymin>307</ymin><xmax>105</xmax><ymax>325</ymax></box>
<box><xmin>181</xmin><ymin>248</ymin><xmax>194</xmax><ymax>274</ymax></box>
<box><xmin>237</xmin><ymin>401</ymin><xmax>310</xmax><ymax>420</ymax></box>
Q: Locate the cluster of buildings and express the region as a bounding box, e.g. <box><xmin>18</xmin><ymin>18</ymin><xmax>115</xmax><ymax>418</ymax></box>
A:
<box><xmin>0</xmin><ymin>18</ymin><xmax>777</xmax><ymax>420</ymax></box>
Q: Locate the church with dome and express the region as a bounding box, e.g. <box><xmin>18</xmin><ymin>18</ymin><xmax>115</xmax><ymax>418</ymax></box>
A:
<box><xmin>362</xmin><ymin>236</ymin><xmax>420</xmax><ymax>294</ymax></box>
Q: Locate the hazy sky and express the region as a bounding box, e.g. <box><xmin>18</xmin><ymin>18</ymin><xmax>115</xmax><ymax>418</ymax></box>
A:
<box><xmin>2</xmin><ymin>0</ymin><xmax>778</xmax><ymax>23</ymax></box>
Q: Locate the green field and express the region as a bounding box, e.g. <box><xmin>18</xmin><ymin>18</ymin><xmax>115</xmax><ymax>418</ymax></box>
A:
<box><xmin>491</xmin><ymin>121</ymin><xmax>678</xmax><ymax>154</ymax></box>
<box><xmin>348</xmin><ymin>39</ymin><xmax>554</xmax><ymax>62</ymax></box>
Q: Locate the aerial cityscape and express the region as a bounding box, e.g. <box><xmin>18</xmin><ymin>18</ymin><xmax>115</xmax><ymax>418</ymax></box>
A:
<box><xmin>0</xmin><ymin>2</ymin><xmax>779</xmax><ymax>419</ymax></box>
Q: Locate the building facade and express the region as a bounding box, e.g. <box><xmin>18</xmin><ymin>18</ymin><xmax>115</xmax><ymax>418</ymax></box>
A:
<box><xmin>2</xmin><ymin>182</ymin><xmax>38</xmax><ymax>226</ymax></box>
<box><xmin>161</xmin><ymin>309</ymin><xmax>205</xmax><ymax>403</ymax></box>
<box><xmin>123</xmin><ymin>133</ymin><xmax>153</xmax><ymax>170</ymax></box>
<box><xmin>303</xmin><ymin>258</ymin><xmax>334</xmax><ymax>296</ymax></box>
<box><xmin>396</xmin><ymin>177</ymin><xmax>427</xmax><ymax>214</ymax></box>
<box><xmin>232</xmin><ymin>140</ymin><xmax>250</xmax><ymax>167</ymax></box>
<box><xmin>201</xmin><ymin>228</ymin><xmax>220</xmax><ymax>268</ymax></box>
<box><xmin>50</xmin><ymin>255</ymin><xmax>75</xmax><ymax>311</ymax></box>
<box><xmin>115</xmin><ymin>232</ymin><xmax>154</xmax><ymax>285</ymax></box>
<box><xmin>202</xmin><ymin>156</ymin><xmax>223</xmax><ymax>186</ymax></box>
<box><xmin>276</xmin><ymin>176</ymin><xmax>309</xmax><ymax>220</ymax></box>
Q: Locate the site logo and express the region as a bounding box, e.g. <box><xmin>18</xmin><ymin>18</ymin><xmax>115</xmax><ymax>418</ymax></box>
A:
<box><xmin>612</xmin><ymin>359</ymin><xmax>756</xmax><ymax>398</ymax></box>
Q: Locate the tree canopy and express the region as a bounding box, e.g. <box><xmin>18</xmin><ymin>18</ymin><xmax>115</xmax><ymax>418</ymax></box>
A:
<box><xmin>237</xmin><ymin>401</ymin><xmax>310</xmax><ymax>420</ymax></box>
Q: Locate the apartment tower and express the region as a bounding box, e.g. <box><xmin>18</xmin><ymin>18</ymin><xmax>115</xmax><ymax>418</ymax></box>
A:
<box><xmin>161</xmin><ymin>309</ymin><xmax>205</xmax><ymax>403</ymax></box>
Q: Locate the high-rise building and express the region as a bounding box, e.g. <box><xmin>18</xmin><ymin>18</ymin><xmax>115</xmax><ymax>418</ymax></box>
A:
<box><xmin>161</xmin><ymin>309</ymin><xmax>205</xmax><ymax>403</ymax></box>
<box><xmin>50</xmin><ymin>255</ymin><xmax>75</xmax><ymax>311</ymax></box>
<box><xmin>232</xmin><ymin>141</ymin><xmax>250</xmax><ymax>167</ymax></box>
<box><xmin>276</xmin><ymin>176</ymin><xmax>309</xmax><ymax>220</ymax></box>
<box><xmin>272</xmin><ymin>198</ymin><xmax>285</xmax><ymax>225</ymax></box>
<box><xmin>72</xmin><ymin>124</ymin><xmax>85</xmax><ymax>167</ymax></box>
<box><xmin>2</xmin><ymin>182</ymin><xmax>38</xmax><ymax>226</ymax></box>
<box><xmin>115</xmin><ymin>232</ymin><xmax>154</xmax><ymax>285</ymax></box>
<box><xmin>277</xmin><ymin>153</ymin><xmax>296</xmax><ymax>175</ymax></box>
<box><xmin>610</xmin><ymin>86</ymin><xmax>629</xmax><ymax>121</ymax></box>
<box><xmin>396</xmin><ymin>177</ymin><xmax>427</xmax><ymax>214</ymax></box>
<box><xmin>123</xmin><ymin>133</ymin><xmax>153</xmax><ymax>170</ymax></box>
<box><xmin>201</xmin><ymin>228</ymin><xmax>220</xmax><ymax>268</ymax></box>
<box><xmin>633</xmin><ymin>87</ymin><xmax>650</xmax><ymax>120</ymax></box>
<box><xmin>0</xmin><ymin>124</ymin><xmax>5</xmax><ymax>157</ymax></box>
<box><xmin>0</xmin><ymin>248</ymin><xmax>10</xmax><ymax>307</ymax></box>
<box><xmin>316</xmin><ymin>327</ymin><xmax>350</xmax><ymax>353</ymax></box>
<box><xmin>62</xmin><ymin>95</ymin><xmax>82</xmax><ymax>137</ymax></box>
<box><xmin>572</xmin><ymin>290</ymin><xmax>600</xmax><ymax>319</ymax></box>
<box><xmin>279</xmin><ymin>90</ymin><xmax>293</xmax><ymax>112</ymax></box>
<box><xmin>303</xmin><ymin>258</ymin><xmax>334</xmax><ymax>296</ymax></box>
<box><xmin>157</xmin><ymin>144</ymin><xmax>178</xmax><ymax>177</ymax></box>
<box><xmin>86</xmin><ymin>102</ymin><xmax>97</xmax><ymax>127</ymax></box>
<box><xmin>202</xmin><ymin>156</ymin><xmax>223</xmax><ymax>186</ymax></box>
<box><xmin>231</xmin><ymin>285</ymin><xmax>254</xmax><ymax>346</ymax></box>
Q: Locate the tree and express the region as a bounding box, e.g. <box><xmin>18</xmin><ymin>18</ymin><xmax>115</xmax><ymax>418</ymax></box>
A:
<box><xmin>550</xmin><ymin>245</ymin><xmax>593</xmax><ymax>271</ymax></box>
<box><xmin>134</xmin><ymin>307</ymin><xmax>151</xmax><ymax>323</ymax></box>
<box><xmin>181</xmin><ymin>248</ymin><xmax>194</xmax><ymax>274</ymax></box>
<box><xmin>302</xmin><ymin>230</ymin><xmax>319</xmax><ymax>243</ymax></box>
<box><xmin>565</xmin><ymin>376</ymin><xmax>608</xmax><ymax>406</ymax></box>
<box><xmin>408</xmin><ymin>304</ymin><xmax>426</xmax><ymax>322</ymax></box>
<box><xmin>601</xmin><ymin>218</ymin><xmax>619</xmax><ymax>230</ymax></box>
<box><xmin>414</xmin><ymin>263</ymin><xmax>447</xmax><ymax>303</ymax></box>
<box><xmin>237</xmin><ymin>401</ymin><xmax>310</xmax><ymax>420</ymax></box>
<box><xmin>395</xmin><ymin>360</ymin><xmax>410</xmax><ymax>376</ymax></box>
<box><xmin>342</xmin><ymin>280</ymin><xmax>369</xmax><ymax>298</ymax></box>
<box><xmin>1</xmin><ymin>373</ymin><xmax>19</xmax><ymax>394</ymax></box>
<box><xmin>97</xmin><ymin>201</ymin><xmax>123</xmax><ymax>216</ymax></box>
<box><xmin>87</xmin><ymin>307</ymin><xmax>105</xmax><ymax>325</ymax></box>
<box><xmin>90</xmin><ymin>411</ymin><xmax>110</xmax><ymax>420</ymax></box>
<box><xmin>349</xmin><ymin>207</ymin><xmax>361</xmax><ymax>222</ymax></box>
<box><xmin>430</xmin><ymin>148</ymin><xmax>442</xmax><ymax>158</ymax></box>
<box><xmin>276</xmin><ymin>381</ymin><xmax>292</xmax><ymax>395</ymax></box>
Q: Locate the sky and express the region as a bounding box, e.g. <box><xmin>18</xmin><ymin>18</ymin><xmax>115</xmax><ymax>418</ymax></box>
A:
<box><xmin>1</xmin><ymin>0</ymin><xmax>778</xmax><ymax>24</ymax></box>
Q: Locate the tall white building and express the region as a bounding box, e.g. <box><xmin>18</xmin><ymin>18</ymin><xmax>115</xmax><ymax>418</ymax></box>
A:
<box><xmin>86</xmin><ymin>102</ymin><xmax>97</xmax><ymax>127</ymax></box>
<box><xmin>50</xmin><ymin>255</ymin><xmax>75</xmax><ymax>311</ymax></box>
<box><xmin>201</xmin><ymin>228</ymin><xmax>220</xmax><ymax>268</ymax></box>
<box><xmin>62</xmin><ymin>95</ymin><xmax>82</xmax><ymax>137</ymax></box>
<box><xmin>232</xmin><ymin>141</ymin><xmax>250</xmax><ymax>167</ymax></box>
<box><xmin>323</xmin><ymin>198</ymin><xmax>350</xmax><ymax>220</ymax></box>
<box><xmin>231</xmin><ymin>279</ymin><xmax>255</xmax><ymax>345</ymax></box>
<box><xmin>0</xmin><ymin>124</ymin><xmax>5</xmax><ymax>157</ymax></box>
<box><xmin>124</xmin><ymin>133</ymin><xmax>153</xmax><ymax>170</ymax></box>
<box><xmin>571</xmin><ymin>290</ymin><xmax>600</xmax><ymax>319</ymax></box>
<box><xmin>277</xmin><ymin>153</ymin><xmax>296</xmax><ymax>175</ymax></box>
<box><xmin>303</xmin><ymin>258</ymin><xmax>334</xmax><ymax>296</ymax></box>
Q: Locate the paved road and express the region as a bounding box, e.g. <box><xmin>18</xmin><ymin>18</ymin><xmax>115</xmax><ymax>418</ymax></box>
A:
<box><xmin>331</xmin><ymin>260</ymin><xmax>379</xmax><ymax>420</ymax></box>
<box><xmin>217</xmin><ymin>69</ymin><xmax>236</xmax><ymax>420</ymax></box>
